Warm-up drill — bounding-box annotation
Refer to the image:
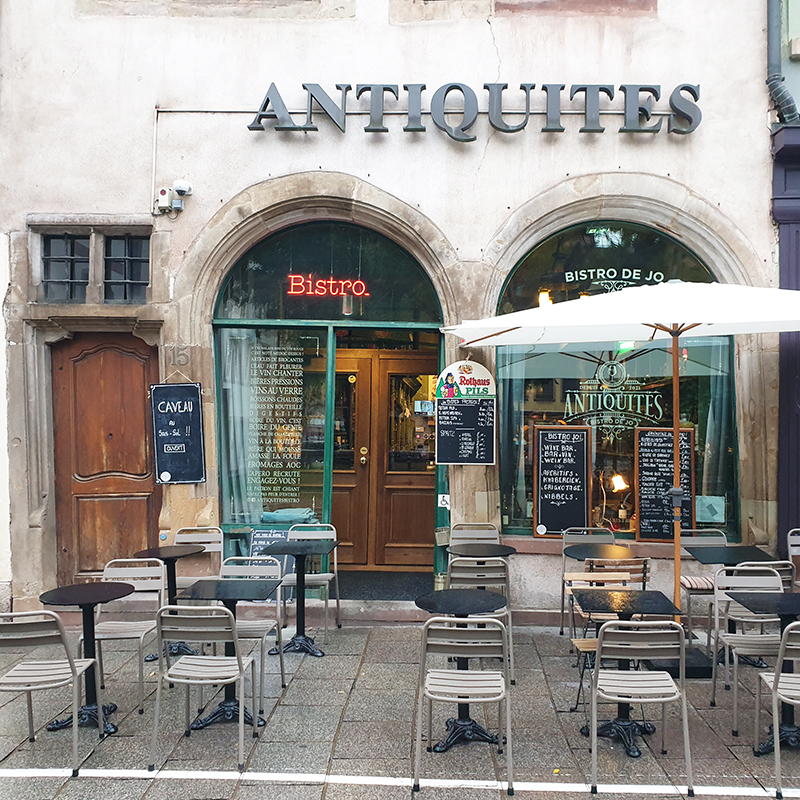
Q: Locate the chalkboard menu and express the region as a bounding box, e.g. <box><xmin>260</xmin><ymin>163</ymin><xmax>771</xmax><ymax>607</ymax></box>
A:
<box><xmin>248</xmin><ymin>528</ymin><xmax>294</xmax><ymax>600</ymax></box>
<box><xmin>151</xmin><ymin>383</ymin><xmax>206</xmax><ymax>484</ymax></box>
<box><xmin>635</xmin><ymin>427</ymin><xmax>695</xmax><ymax>541</ymax></box>
<box><xmin>534</xmin><ymin>426</ymin><xmax>591</xmax><ymax>534</ymax></box>
<box><xmin>435</xmin><ymin>398</ymin><xmax>496</xmax><ymax>465</ymax></box>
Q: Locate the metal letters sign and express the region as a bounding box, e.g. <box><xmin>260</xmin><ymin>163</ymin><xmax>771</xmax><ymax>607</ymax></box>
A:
<box><xmin>248</xmin><ymin>82</ymin><xmax>701</xmax><ymax>141</ymax></box>
<box><xmin>151</xmin><ymin>383</ymin><xmax>206</xmax><ymax>484</ymax></box>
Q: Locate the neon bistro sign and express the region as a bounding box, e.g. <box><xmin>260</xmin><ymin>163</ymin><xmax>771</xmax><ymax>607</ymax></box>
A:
<box><xmin>287</xmin><ymin>274</ymin><xmax>369</xmax><ymax>297</ymax></box>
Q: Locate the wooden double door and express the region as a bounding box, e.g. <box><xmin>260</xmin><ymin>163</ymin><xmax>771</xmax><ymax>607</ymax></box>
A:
<box><xmin>52</xmin><ymin>333</ymin><xmax>161</xmax><ymax>585</ymax></box>
<box><xmin>331</xmin><ymin>351</ymin><xmax>437</xmax><ymax>570</ymax></box>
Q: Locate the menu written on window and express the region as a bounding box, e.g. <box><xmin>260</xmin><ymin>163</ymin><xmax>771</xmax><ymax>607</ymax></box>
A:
<box><xmin>151</xmin><ymin>383</ymin><xmax>206</xmax><ymax>484</ymax></box>
<box><xmin>533</xmin><ymin>426</ymin><xmax>591</xmax><ymax>534</ymax></box>
<box><xmin>635</xmin><ymin>427</ymin><xmax>695</xmax><ymax>541</ymax></box>
<box><xmin>245</xmin><ymin>344</ymin><xmax>304</xmax><ymax>507</ymax></box>
<box><xmin>435</xmin><ymin>398</ymin><xmax>496</xmax><ymax>465</ymax></box>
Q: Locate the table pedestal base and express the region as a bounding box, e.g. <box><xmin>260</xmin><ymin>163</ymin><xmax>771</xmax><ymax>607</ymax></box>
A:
<box><xmin>581</xmin><ymin>718</ymin><xmax>655</xmax><ymax>758</ymax></box>
<box><xmin>754</xmin><ymin>722</ymin><xmax>800</xmax><ymax>755</ymax></box>
<box><xmin>270</xmin><ymin>634</ymin><xmax>324</xmax><ymax>658</ymax></box>
<box><xmin>432</xmin><ymin>716</ymin><xmax>499</xmax><ymax>753</ymax></box>
<box><xmin>47</xmin><ymin>702</ymin><xmax>118</xmax><ymax>735</ymax></box>
<box><xmin>190</xmin><ymin>700</ymin><xmax>265</xmax><ymax>731</ymax></box>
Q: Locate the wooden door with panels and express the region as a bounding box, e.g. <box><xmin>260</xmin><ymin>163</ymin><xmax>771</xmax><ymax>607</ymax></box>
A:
<box><xmin>52</xmin><ymin>333</ymin><xmax>162</xmax><ymax>585</ymax></box>
<box><xmin>332</xmin><ymin>350</ymin><xmax>437</xmax><ymax>570</ymax></box>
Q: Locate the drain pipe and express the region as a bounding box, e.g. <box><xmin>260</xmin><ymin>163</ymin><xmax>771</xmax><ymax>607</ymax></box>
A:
<box><xmin>768</xmin><ymin>0</ymin><xmax>800</xmax><ymax>124</ymax></box>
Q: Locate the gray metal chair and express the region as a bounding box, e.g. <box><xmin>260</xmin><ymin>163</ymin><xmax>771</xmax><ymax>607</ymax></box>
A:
<box><xmin>447</xmin><ymin>523</ymin><xmax>501</xmax><ymax>564</ymax></box>
<box><xmin>678</xmin><ymin>528</ymin><xmax>728</xmax><ymax>644</ymax></box>
<box><xmin>413</xmin><ymin>616</ymin><xmax>513</xmax><ymax>795</ymax></box>
<box><xmin>447</xmin><ymin>555</ymin><xmax>516</xmax><ymax>684</ymax></box>
<box><xmin>79</xmin><ymin>557</ymin><xmax>166</xmax><ymax>714</ymax></box>
<box><xmin>559</xmin><ymin>527</ymin><xmax>615</xmax><ymax>635</ymax></box>
<box><xmin>0</xmin><ymin>610</ymin><xmax>103</xmax><ymax>776</ymax></box>
<box><xmin>757</xmin><ymin>620</ymin><xmax>800</xmax><ymax>800</ymax></box>
<box><xmin>174</xmin><ymin>526</ymin><xmax>224</xmax><ymax>589</ymax></box>
<box><xmin>590</xmin><ymin>620</ymin><xmax>693</xmax><ymax>797</ymax></box>
<box><xmin>148</xmin><ymin>605</ymin><xmax>256</xmax><ymax>772</ymax></box>
<box><xmin>219</xmin><ymin>555</ymin><xmax>286</xmax><ymax>709</ymax></box>
<box><xmin>282</xmin><ymin>523</ymin><xmax>341</xmax><ymax>640</ymax></box>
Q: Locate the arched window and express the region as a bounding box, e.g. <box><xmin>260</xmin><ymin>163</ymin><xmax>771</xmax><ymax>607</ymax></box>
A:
<box><xmin>496</xmin><ymin>221</ymin><xmax>737</xmax><ymax>541</ymax></box>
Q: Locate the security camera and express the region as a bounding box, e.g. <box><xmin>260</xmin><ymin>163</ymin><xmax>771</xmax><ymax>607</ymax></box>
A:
<box><xmin>172</xmin><ymin>180</ymin><xmax>193</xmax><ymax>197</ymax></box>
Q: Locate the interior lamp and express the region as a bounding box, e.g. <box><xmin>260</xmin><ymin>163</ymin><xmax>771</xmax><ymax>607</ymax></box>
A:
<box><xmin>538</xmin><ymin>290</ymin><xmax>553</xmax><ymax>306</ymax></box>
<box><xmin>610</xmin><ymin>473</ymin><xmax>629</xmax><ymax>492</ymax></box>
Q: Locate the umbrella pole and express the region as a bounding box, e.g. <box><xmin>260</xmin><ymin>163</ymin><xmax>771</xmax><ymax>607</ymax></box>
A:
<box><xmin>671</xmin><ymin>327</ymin><xmax>682</xmax><ymax>619</ymax></box>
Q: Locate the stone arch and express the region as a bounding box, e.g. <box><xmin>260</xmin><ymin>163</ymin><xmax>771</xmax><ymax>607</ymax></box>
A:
<box><xmin>480</xmin><ymin>172</ymin><xmax>766</xmax><ymax>318</ymax></box>
<box><xmin>175</xmin><ymin>171</ymin><xmax>460</xmax><ymax>345</ymax></box>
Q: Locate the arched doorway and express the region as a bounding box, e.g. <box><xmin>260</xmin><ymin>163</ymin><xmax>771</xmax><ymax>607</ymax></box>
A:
<box><xmin>494</xmin><ymin>221</ymin><xmax>739</xmax><ymax>541</ymax></box>
<box><xmin>214</xmin><ymin>221</ymin><xmax>444</xmax><ymax>570</ymax></box>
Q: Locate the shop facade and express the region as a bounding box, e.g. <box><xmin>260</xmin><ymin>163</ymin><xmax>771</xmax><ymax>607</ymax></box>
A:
<box><xmin>0</xmin><ymin>0</ymin><xmax>779</xmax><ymax>610</ymax></box>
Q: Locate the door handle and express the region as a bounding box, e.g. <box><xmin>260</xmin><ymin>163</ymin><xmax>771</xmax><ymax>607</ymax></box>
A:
<box><xmin>360</xmin><ymin>456</ymin><xmax>368</xmax><ymax>465</ymax></box>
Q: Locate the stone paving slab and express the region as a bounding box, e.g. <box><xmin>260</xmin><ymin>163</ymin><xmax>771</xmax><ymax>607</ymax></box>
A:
<box><xmin>0</xmin><ymin>622</ymin><xmax>793</xmax><ymax>798</ymax></box>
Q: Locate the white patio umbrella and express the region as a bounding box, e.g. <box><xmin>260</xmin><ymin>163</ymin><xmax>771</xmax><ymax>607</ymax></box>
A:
<box><xmin>442</xmin><ymin>280</ymin><xmax>800</xmax><ymax>610</ymax></box>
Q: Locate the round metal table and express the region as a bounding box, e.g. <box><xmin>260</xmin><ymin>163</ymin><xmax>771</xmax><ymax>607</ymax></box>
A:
<box><xmin>563</xmin><ymin>543</ymin><xmax>634</xmax><ymax>562</ymax></box>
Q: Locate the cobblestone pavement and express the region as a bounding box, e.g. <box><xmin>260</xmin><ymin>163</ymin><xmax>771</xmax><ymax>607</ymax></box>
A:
<box><xmin>0</xmin><ymin>620</ymin><xmax>793</xmax><ymax>799</ymax></box>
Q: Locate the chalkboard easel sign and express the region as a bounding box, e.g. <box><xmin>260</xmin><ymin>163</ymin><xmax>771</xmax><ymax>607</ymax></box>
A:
<box><xmin>635</xmin><ymin>427</ymin><xmax>695</xmax><ymax>541</ymax></box>
<box><xmin>435</xmin><ymin>397</ymin><xmax>496</xmax><ymax>465</ymax></box>
<box><xmin>150</xmin><ymin>383</ymin><xmax>206</xmax><ymax>484</ymax></box>
<box><xmin>533</xmin><ymin>426</ymin><xmax>591</xmax><ymax>536</ymax></box>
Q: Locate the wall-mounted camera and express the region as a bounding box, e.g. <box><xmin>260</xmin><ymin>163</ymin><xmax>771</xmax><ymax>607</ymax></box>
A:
<box><xmin>155</xmin><ymin>181</ymin><xmax>194</xmax><ymax>215</ymax></box>
<box><xmin>172</xmin><ymin>180</ymin><xmax>192</xmax><ymax>197</ymax></box>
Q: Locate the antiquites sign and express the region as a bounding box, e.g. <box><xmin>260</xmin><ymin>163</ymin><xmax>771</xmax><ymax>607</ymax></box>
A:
<box><xmin>248</xmin><ymin>82</ymin><xmax>701</xmax><ymax>142</ymax></box>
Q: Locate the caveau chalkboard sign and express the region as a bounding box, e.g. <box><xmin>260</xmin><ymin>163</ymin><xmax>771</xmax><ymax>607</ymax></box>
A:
<box><xmin>533</xmin><ymin>426</ymin><xmax>591</xmax><ymax>535</ymax></box>
<box><xmin>435</xmin><ymin>398</ymin><xmax>496</xmax><ymax>465</ymax></box>
<box><xmin>635</xmin><ymin>427</ymin><xmax>695</xmax><ymax>541</ymax></box>
<box><xmin>150</xmin><ymin>383</ymin><xmax>206</xmax><ymax>484</ymax></box>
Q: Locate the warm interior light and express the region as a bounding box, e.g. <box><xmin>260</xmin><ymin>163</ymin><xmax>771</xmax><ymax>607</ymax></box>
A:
<box><xmin>610</xmin><ymin>473</ymin><xmax>629</xmax><ymax>492</ymax></box>
<box><xmin>538</xmin><ymin>290</ymin><xmax>553</xmax><ymax>306</ymax></box>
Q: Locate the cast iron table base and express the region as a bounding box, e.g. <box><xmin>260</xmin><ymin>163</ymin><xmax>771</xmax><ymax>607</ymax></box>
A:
<box><xmin>47</xmin><ymin>701</ymin><xmax>118</xmax><ymax>735</ymax></box>
<box><xmin>144</xmin><ymin>641</ymin><xmax>198</xmax><ymax>662</ymax></box>
<box><xmin>433</xmin><ymin>713</ymin><xmax>499</xmax><ymax>752</ymax></box>
<box><xmin>190</xmin><ymin>699</ymin><xmax>265</xmax><ymax>731</ymax></box>
<box><xmin>581</xmin><ymin>717</ymin><xmax>655</xmax><ymax>758</ymax></box>
<box><xmin>754</xmin><ymin>722</ymin><xmax>800</xmax><ymax>756</ymax></box>
<box><xmin>269</xmin><ymin>633</ymin><xmax>324</xmax><ymax>658</ymax></box>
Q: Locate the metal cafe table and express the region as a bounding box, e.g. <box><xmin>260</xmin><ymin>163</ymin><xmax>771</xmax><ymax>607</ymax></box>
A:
<box><xmin>260</xmin><ymin>539</ymin><xmax>338</xmax><ymax>658</ymax></box>
<box><xmin>563</xmin><ymin>543</ymin><xmax>635</xmax><ymax>562</ymax></box>
<box><xmin>414</xmin><ymin>587</ymin><xmax>508</xmax><ymax>753</ymax></box>
<box><xmin>727</xmin><ymin>591</ymin><xmax>800</xmax><ymax>755</ymax></box>
<box><xmin>40</xmin><ymin>581</ymin><xmax>134</xmax><ymax>734</ymax></box>
<box><xmin>447</xmin><ymin>543</ymin><xmax>517</xmax><ymax>560</ymax></box>
<box><xmin>135</xmin><ymin>543</ymin><xmax>206</xmax><ymax>660</ymax></box>
<box><xmin>683</xmin><ymin>544</ymin><xmax>774</xmax><ymax>567</ymax></box>
<box><xmin>571</xmin><ymin>587</ymin><xmax>680</xmax><ymax>758</ymax></box>
<box><xmin>176</xmin><ymin>577</ymin><xmax>281</xmax><ymax>730</ymax></box>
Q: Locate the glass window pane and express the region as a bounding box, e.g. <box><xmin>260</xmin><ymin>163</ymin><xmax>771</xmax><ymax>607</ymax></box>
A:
<box><xmin>128</xmin><ymin>284</ymin><xmax>147</xmax><ymax>304</ymax></box>
<box><xmin>333</xmin><ymin>374</ymin><xmax>355</xmax><ymax>470</ymax></box>
<box><xmin>216</xmin><ymin>221</ymin><xmax>441</xmax><ymax>323</ymax></box>
<box><xmin>217</xmin><ymin>327</ymin><xmax>327</xmax><ymax>528</ymax></box>
<box><xmin>128</xmin><ymin>261</ymin><xmax>149</xmax><ymax>283</ymax></box>
<box><xmin>44</xmin><ymin>282</ymin><xmax>68</xmax><ymax>301</ymax></box>
<box><xmin>45</xmin><ymin>259</ymin><xmax>69</xmax><ymax>281</ymax></box>
<box><xmin>105</xmin><ymin>260</ymin><xmax>126</xmax><ymax>281</ymax></box>
<box><xmin>73</xmin><ymin>238</ymin><xmax>90</xmax><ymax>259</ymax></box>
<box><xmin>388</xmin><ymin>374</ymin><xmax>436</xmax><ymax>471</ymax></box>
<box><xmin>74</xmin><ymin>259</ymin><xmax>89</xmax><ymax>282</ymax></box>
<box><xmin>127</xmin><ymin>238</ymin><xmax>149</xmax><ymax>260</ymax></box>
<box><xmin>71</xmin><ymin>283</ymin><xmax>87</xmax><ymax>302</ymax></box>
<box><xmin>45</xmin><ymin>236</ymin><xmax>67</xmax><ymax>258</ymax></box>
<box><xmin>105</xmin><ymin>238</ymin><xmax>126</xmax><ymax>258</ymax></box>
<box><xmin>104</xmin><ymin>282</ymin><xmax>124</xmax><ymax>301</ymax></box>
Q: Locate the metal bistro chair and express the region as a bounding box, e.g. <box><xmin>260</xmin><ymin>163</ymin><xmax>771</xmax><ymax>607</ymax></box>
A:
<box><xmin>174</xmin><ymin>526</ymin><xmax>224</xmax><ymax>589</ymax></box>
<box><xmin>0</xmin><ymin>610</ymin><xmax>103</xmax><ymax>777</ymax></box>
<box><xmin>559</xmin><ymin>527</ymin><xmax>615</xmax><ymax>635</ymax></box>
<box><xmin>447</xmin><ymin>523</ymin><xmax>501</xmax><ymax>563</ymax></box>
<box><xmin>78</xmin><ymin>557</ymin><xmax>166</xmax><ymax>715</ymax></box>
<box><xmin>578</xmin><ymin>557</ymin><xmax>650</xmax><ymax>636</ymax></box>
<box><xmin>148</xmin><ymin>605</ymin><xmax>256</xmax><ymax>773</ymax></box>
<box><xmin>590</xmin><ymin>620</ymin><xmax>693</xmax><ymax>797</ymax></box>
<box><xmin>447</xmin><ymin>555</ymin><xmax>516</xmax><ymax>684</ymax></box>
<box><xmin>757</xmin><ymin>620</ymin><xmax>800</xmax><ymax>800</ymax></box>
<box><xmin>219</xmin><ymin>556</ymin><xmax>286</xmax><ymax>710</ymax></box>
<box><xmin>709</xmin><ymin>565</ymin><xmax>783</xmax><ymax>709</ymax></box>
<box><xmin>678</xmin><ymin>528</ymin><xmax>728</xmax><ymax>644</ymax></box>
<box><xmin>413</xmin><ymin>616</ymin><xmax>513</xmax><ymax>795</ymax></box>
<box><xmin>281</xmin><ymin>523</ymin><xmax>341</xmax><ymax>641</ymax></box>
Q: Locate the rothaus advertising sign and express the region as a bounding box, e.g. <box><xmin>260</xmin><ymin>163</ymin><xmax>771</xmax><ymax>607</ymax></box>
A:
<box><xmin>247</xmin><ymin>82</ymin><xmax>701</xmax><ymax>142</ymax></box>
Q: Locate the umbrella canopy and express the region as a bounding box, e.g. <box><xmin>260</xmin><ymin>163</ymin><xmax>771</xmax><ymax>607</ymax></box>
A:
<box><xmin>445</xmin><ymin>280</ymin><xmax>800</xmax><ymax>348</ymax></box>
<box><xmin>442</xmin><ymin>280</ymin><xmax>800</xmax><ymax>612</ymax></box>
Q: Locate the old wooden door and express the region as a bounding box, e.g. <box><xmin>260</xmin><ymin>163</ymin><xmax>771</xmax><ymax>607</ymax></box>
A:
<box><xmin>332</xmin><ymin>350</ymin><xmax>437</xmax><ymax>569</ymax></box>
<box><xmin>52</xmin><ymin>333</ymin><xmax>161</xmax><ymax>584</ymax></box>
